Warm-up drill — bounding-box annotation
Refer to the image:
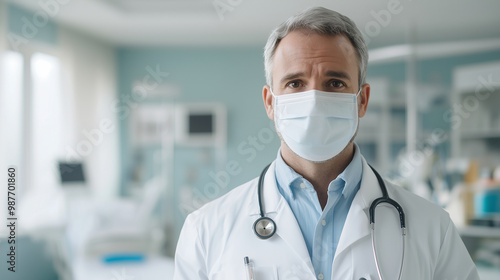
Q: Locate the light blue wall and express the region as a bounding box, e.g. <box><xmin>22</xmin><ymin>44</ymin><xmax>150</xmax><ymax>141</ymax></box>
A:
<box><xmin>117</xmin><ymin>47</ymin><xmax>280</xmax><ymax>229</ymax></box>
<box><xmin>7</xmin><ymin>4</ymin><xmax>58</xmax><ymax>46</ymax></box>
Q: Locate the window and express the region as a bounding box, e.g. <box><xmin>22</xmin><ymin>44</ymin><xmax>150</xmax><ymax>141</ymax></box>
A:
<box><xmin>30</xmin><ymin>52</ymin><xmax>63</xmax><ymax>192</ymax></box>
<box><xmin>0</xmin><ymin>49</ymin><xmax>63</xmax><ymax>194</ymax></box>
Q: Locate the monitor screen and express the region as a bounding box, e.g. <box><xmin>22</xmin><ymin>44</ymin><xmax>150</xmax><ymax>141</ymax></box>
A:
<box><xmin>189</xmin><ymin>114</ymin><xmax>213</xmax><ymax>134</ymax></box>
<box><xmin>58</xmin><ymin>162</ymin><xmax>85</xmax><ymax>183</ymax></box>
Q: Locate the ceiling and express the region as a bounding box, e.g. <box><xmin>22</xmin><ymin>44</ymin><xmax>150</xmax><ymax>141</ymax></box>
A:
<box><xmin>7</xmin><ymin>0</ymin><xmax>500</xmax><ymax>48</ymax></box>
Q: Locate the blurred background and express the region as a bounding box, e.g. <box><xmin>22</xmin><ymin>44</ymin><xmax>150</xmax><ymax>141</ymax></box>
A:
<box><xmin>0</xmin><ymin>0</ymin><xmax>500</xmax><ymax>279</ymax></box>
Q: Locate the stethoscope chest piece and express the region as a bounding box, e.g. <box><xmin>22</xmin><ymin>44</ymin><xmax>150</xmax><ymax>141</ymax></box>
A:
<box><xmin>253</xmin><ymin>216</ymin><xmax>276</xmax><ymax>239</ymax></box>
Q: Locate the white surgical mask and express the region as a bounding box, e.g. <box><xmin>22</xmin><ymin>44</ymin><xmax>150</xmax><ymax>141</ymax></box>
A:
<box><xmin>271</xmin><ymin>88</ymin><xmax>361</xmax><ymax>162</ymax></box>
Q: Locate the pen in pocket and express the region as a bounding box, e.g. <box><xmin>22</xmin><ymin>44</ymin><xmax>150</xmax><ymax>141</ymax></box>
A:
<box><xmin>244</xmin><ymin>256</ymin><xmax>254</xmax><ymax>280</ymax></box>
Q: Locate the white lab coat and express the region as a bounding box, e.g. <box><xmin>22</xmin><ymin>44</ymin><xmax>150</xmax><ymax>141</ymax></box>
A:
<box><xmin>174</xmin><ymin>158</ymin><xmax>479</xmax><ymax>280</ymax></box>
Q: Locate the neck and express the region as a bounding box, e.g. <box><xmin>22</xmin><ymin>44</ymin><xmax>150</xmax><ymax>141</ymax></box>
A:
<box><xmin>281</xmin><ymin>142</ymin><xmax>355</xmax><ymax>197</ymax></box>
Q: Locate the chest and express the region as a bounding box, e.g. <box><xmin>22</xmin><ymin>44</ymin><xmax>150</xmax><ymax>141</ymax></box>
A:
<box><xmin>205</xmin><ymin>204</ymin><xmax>431</xmax><ymax>280</ymax></box>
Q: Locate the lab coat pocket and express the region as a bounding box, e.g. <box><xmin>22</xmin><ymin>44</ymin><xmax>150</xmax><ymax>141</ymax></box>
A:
<box><xmin>253</xmin><ymin>265</ymin><xmax>278</xmax><ymax>280</ymax></box>
<box><xmin>277</xmin><ymin>264</ymin><xmax>315</xmax><ymax>280</ymax></box>
<box><xmin>211</xmin><ymin>265</ymin><xmax>278</xmax><ymax>280</ymax></box>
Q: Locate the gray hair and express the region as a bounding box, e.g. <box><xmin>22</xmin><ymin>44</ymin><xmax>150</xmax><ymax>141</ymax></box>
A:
<box><xmin>264</xmin><ymin>7</ymin><xmax>368</xmax><ymax>88</ymax></box>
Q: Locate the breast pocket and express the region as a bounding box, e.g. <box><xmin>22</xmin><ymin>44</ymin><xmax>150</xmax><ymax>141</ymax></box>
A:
<box><xmin>211</xmin><ymin>265</ymin><xmax>278</xmax><ymax>280</ymax></box>
<box><xmin>276</xmin><ymin>263</ymin><xmax>316</xmax><ymax>280</ymax></box>
<box><xmin>254</xmin><ymin>266</ymin><xmax>278</xmax><ymax>280</ymax></box>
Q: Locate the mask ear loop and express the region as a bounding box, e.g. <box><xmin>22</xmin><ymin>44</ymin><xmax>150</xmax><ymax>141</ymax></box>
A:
<box><xmin>269</xmin><ymin>87</ymin><xmax>277</xmax><ymax>99</ymax></box>
<box><xmin>355</xmin><ymin>86</ymin><xmax>362</xmax><ymax>99</ymax></box>
<box><xmin>355</xmin><ymin>86</ymin><xmax>363</xmax><ymax>111</ymax></box>
<box><xmin>269</xmin><ymin>87</ymin><xmax>278</xmax><ymax>119</ymax></box>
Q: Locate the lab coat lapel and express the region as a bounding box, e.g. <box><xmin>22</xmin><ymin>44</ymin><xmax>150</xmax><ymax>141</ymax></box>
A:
<box><xmin>334</xmin><ymin>157</ymin><xmax>383</xmax><ymax>259</ymax></box>
<box><xmin>274</xmin><ymin>196</ymin><xmax>315</xmax><ymax>275</ymax></box>
<box><xmin>248</xmin><ymin>162</ymin><xmax>315</xmax><ymax>276</ymax></box>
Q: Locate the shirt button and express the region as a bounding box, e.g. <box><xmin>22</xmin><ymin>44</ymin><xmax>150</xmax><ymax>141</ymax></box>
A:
<box><xmin>299</xmin><ymin>182</ymin><xmax>306</xmax><ymax>189</ymax></box>
<box><xmin>318</xmin><ymin>273</ymin><xmax>324</xmax><ymax>280</ymax></box>
<box><xmin>321</xmin><ymin>219</ymin><xmax>327</xmax><ymax>226</ymax></box>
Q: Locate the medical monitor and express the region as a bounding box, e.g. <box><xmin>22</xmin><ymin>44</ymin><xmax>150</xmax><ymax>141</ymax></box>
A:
<box><xmin>58</xmin><ymin>162</ymin><xmax>86</xmax><ymax>185</ymax></box>
<box><xmin>175</xmin><ymin>103</ymin><xmax>226</xmax><ymax>146</ymax></box>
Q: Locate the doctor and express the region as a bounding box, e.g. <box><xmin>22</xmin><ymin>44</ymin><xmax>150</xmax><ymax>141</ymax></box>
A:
<box><xmin>174</xmin><ymin>7</ymin><xmax>479</xmax><ymax>280</ymax></box>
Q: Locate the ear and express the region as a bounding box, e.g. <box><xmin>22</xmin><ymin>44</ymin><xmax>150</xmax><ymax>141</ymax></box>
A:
<box><xmin>263</xmin><ymin>85</ymin><xmax>274</xmax><ymax>120</ymax></box>
<box><xmin>358</xmin><ymin>83</ymin><xmax>370</xmax><ymax>118</ymax></box>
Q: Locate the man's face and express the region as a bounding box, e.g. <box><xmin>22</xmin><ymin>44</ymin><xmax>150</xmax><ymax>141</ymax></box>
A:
<box><xmin>263</xmin><ymin>30</ymin><xmax>369</xmax><ymax>120</ymax></box>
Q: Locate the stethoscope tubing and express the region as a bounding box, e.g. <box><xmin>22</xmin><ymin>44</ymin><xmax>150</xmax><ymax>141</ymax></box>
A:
<box><xmin>253</xmin><ymin>163</ymin><xmax>276</xmax><ymax>239</ymax></box>
<box><xmin>257</xmin><ymin>163</ymin><xmax>271</xmax><ymax>219</ymax></box>
<box><xmin>368</xmin><ymin>164</ymin><xmax>406</xmax><ymax>280</ymax></box>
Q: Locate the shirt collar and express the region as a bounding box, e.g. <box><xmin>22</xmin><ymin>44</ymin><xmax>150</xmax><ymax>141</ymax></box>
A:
<box><xmin>274</xmin><ymin>144</ymin><xmax>363</xmax><ymax>200</ymax></box>
<box><xmin>336</xmin><ymin>144</ymin><xmax>362</xmax><ymax>199</ymax></box>
<box><xmin>274</xmin><ymin>148</ymin><xmax>302</xmax><ymax>200</ymax></box>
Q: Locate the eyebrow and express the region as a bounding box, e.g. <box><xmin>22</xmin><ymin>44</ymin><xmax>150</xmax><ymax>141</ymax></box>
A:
<box><xmin>279</xmin><ymin>70</ymin><xmax>352</xmax><ymax>86</ymax></box>
<box><xmin>325</xmin><ymin>70</ymin><xmax>351</xmax><ymax>81</ymax></box>
<box><xmin>279</xmin><ymin>72</ymin><xmax>305</xmax><ymax>86</ymax></box>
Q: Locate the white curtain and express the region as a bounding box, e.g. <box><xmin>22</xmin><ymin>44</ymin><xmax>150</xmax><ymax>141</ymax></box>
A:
<box><xmin>58</xmin><ymin>26</ymin><xmax>119</xmax><ymax>200</ymax></box>
<box><xmin>0</xmin><ymin>6</ymin><xmax>119</xmax><ymax>237</ymax></box>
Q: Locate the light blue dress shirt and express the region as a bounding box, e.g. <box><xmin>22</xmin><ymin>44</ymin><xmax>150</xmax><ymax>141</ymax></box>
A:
<box><xmin>274</xmin><ymin>144</ymin><xmax>363</xmax><ymax>280</ymax></box>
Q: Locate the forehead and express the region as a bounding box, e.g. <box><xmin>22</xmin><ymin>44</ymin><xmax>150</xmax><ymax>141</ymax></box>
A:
<box><xmin>272</xmin><ymin>30</ymin><xmax>359</xmax><ymax>80</ymax></box>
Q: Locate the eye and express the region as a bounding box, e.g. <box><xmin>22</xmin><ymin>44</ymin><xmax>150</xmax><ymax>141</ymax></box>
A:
<box><xmin>286</xmin><ymin>80</ymin><xmax>303</xmax><ymax>89</ymax></box>
<box><xmin>327</xmin><ymin>79</ymin><xmax>346</xmax><ymax>89</ymax></box>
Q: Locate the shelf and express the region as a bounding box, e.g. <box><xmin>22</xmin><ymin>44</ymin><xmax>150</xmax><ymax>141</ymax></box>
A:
<box><xmin>459</xmin><ymin>226</ymin><xmax>500</xmax><ymax>238</ymax></box>
<box><xmin>368</xmin><ymin>100</ymin><xmax>407</xmax><ymax>109</ymax></box>
<box><xmin>460</xmin><ymin>130</ymin><xmax>500</xmax><ymax>139</ymax></box>
<box><xmin>390</xmin><ymin>100</ymin><xmax>407</xmax><ymax>109</ymax></box>
<box><xmin>356</xmin><ymin>133</ymin><xmax>406</xmax><ymax>143</ymax></box>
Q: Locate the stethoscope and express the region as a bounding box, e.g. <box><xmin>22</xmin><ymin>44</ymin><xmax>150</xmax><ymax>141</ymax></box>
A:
<box><xmin>253</xmin><ymin>163</ymin><xmax>406</xmax><ymax>280</ymax></box>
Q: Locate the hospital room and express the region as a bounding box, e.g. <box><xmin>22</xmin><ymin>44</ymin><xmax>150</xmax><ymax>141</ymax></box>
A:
<box><xmin>1</xmin><ymin>0</ymin><xmax>500</xmax><ymax>279</ymax></box>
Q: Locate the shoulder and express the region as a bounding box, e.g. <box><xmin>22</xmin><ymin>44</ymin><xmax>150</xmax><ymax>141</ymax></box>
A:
<box><xmin>185</xmin><ymin>177</ymin><xmax>258</xmax><ymax>226</ymax></box>
<box><xmin>387</xmin><ymin>182</ymin><xmax>447</xmax><ymax>216</ymax></box>
<box><xmin>386</xmin><ymin>181</ymin><xmax>452</xmax><ymax>236</ymax></box>
<box><xmin>387</xmin><ymin>181</ymin><xmax>450</xmax><ymax>219</ymax></box>
<box><xmin>383</xmin><ymin>182</ymin><xmax>479</xmax><ymax>279</ymax></box>
<box><xmin>175</xmin><ymin>178</ymin><xmax>260</xmax><ymax>279</ymax></box>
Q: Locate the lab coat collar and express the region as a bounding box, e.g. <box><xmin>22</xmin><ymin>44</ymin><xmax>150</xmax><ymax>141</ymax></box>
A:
<box><xmin>334</xmin><ymin>156</ymin><xmax>384</xmax><ymax>259</ymax></box>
